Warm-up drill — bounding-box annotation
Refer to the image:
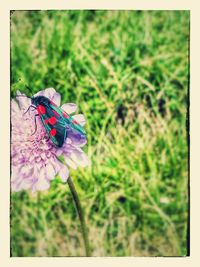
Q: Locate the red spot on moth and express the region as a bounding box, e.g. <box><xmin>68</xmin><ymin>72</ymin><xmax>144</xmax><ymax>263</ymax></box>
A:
<box><xmin>63</xmin><ymin>112</ymin><xmax>69</xmax><ymax>118</ymax></box>
<box><xmin>48</xmin><ymin>117</ymin><xmax>57</xmax><ymax>125</ymax></box>
<box><xmin>50</xmin><ymin>128</ymin><xmax>57</xmax><ymax>136</ymax></box>
<box><xmin>52</xmin><ymin>110</ymin><xmax>60</xmax><ymax>117</ymax></box>
<box><xmin>72</xmin><ymin>120</ymin><xmax>78</xmax><ymax>125</ymax></box>
<box><xmin>50</xmin><ymin>100</ymin><xmax>57</xmax><ymax>106</ymax></box>
<box><xmin>37</xmin><ymin>105</ymin><xmax>46</xmax><ymax>114</ymax></box>
<box><xmin>44</xmin><ymin>119</ymin><xmax>49</xmax><ymax>124</ymax></box>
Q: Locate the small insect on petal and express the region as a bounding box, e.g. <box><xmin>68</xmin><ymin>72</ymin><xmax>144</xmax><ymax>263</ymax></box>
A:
<box><xmin>50</xmin><ymin>128</ymin><xmax>57</xmax><ymax>136</ymax></box>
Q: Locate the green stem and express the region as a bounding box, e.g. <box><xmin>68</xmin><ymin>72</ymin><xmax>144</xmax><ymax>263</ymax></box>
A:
<box><xmin>67</xmin><ymin>176</ymin><xmax>91</xmax><ymax>256</ymax></box>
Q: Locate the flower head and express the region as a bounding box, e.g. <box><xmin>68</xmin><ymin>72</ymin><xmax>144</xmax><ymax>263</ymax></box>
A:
<box><xmin>11</xmin><ymin>88</ymin><xmax>89</xmax><ymax>193</ymax></box>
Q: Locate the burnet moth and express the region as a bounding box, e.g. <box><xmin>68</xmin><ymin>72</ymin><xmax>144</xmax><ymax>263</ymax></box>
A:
<box><xmin>19</xmin><ymin>93</ymin><xmax>86</xmax><ymax>148</ymax></box>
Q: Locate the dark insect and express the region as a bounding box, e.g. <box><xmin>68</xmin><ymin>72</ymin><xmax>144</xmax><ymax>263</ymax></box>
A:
<box><xmin>25</xmin><ymin>95</ymin><xmax>86</xmax><ymax>147</ymax></box>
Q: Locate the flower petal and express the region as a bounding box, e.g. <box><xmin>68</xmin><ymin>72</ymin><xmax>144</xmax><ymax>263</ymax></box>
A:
<box><xmin>11</xmin><ymin>179</ymin><xmax>24</xmax><ymax>192</ymax></box>
<box><xmin>20</xmin><ymin>164</ymin><xmax>34</xmax><ymax>177</ymax></box>
<box><xmin>11</xmin><ymin>99</ymin><xmax>20</xmax><ymax>114</ymax></box>
<box><xmin>67</xmin><ymin>131</ymin><xmax>87</xmax><ymax>147</ymax></box>
<box><xmin>11</xmin><ymin>166</ymin><xmax>22</xmax><ymax>183</ymax></box>
<box><xmin>11</xmin><ymin>181</ymin><xmax>20</xmax><ymax>192</ymax></box>
<box><xmin>70</xmin><ymin>148</ymin><xmax>90</xmax><ymax>167</ymax></box>
<box><xmin>16</xmin><ymin>91</ymin><xmax>31</xmax><ymax>111</ymax></box>
<box><xmin>34</xmin><ymin>87</ymin><xmax>54</xmax><ymax>98</ymax></box>
<box><xmin>45</xmin><ymin>163</ymin><xmax>56</xmax><ymax>180</ymax></box>
<box><xmin>72</xmin><ymin>114</ymin><xmax>86</xmax><ymax>126</ymax></box>
<box><xmin>35</xmin><ymin>168</ymin><xmax>51</xmax><ymax>191</ymax></box>
<box><xmin>63</xmin><ymin>154</ymin><xmax>77</xmax><ymax>169</ymax></box>
<box><xmin>34</xmin><ymin>88</ymin><xmax>61</xmax><ymax>106</ymax></box>
<box><xmin>55</xmin><ymin>148</ymin><xmax>63</xmax><ymax>157</ymax></box>
<box><xmin>42</xmin><ymin>88</ymin><xmax>58</xmax><ymax>100</ymax></box>
<box><xmin>61</xmin><ymin>103</ymin><xmax>77</xmax><ymax>114</ymax></box>
<box><xmin>51</xmin><ymin>92</ymin><xmax>61</xmax><ymax>106</ymax></box>
<box><xmin>58</xmin><ymin>164</ymin><xmax>69</xmax><ymax>182</ymax></box>
<box><xmin>34</xmin><ymin>88</ymin><xmax>61</xmax><ymax>105</ymax></box>
<box><xmin>19</xmin><ymin>178</ymin><xmax>33</xmax><ymax>191</ymax></box>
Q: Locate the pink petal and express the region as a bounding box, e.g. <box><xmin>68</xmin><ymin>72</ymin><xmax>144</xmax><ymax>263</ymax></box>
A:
<box><xmin>16</xmin><ymin>91</ymin><xmax>31</xmax><ymax>111</ymax></box>
<box><xmin>34</xmin><ymin>88</ymin><xmax>61</xmax><ymax>105</ymax></box>
<box><xmin>11</xmin><ymin>181</ymin><xmax>19</xmax><ymax>192</ymax></box>
<box><xmin>11</xmin><ymin>181</ymin><xmax>23</xmax><ymax>192</ymax></box>
<box><xmin>67</xmin><ymin>133</ymin><xmax>87</xmax><ymax>147</ymax></box>
<box><xmin>61</xmin><ymin>103</ymin><xmax>77</xmax><ymax>114</ymax></box>
<box><xmin>19</xmin><ymin>178</ymin><xmax>33</xmax><ymax>190</ymax></box>
<box><xmin>51</xmin><ymin>92</ymin><xmax>61</xmax><ymax>106</ymax></box>
<box><xmin>42</xmin><ymin>88</ymin><xmax>58</xmax><ymax>100</ymax></box>
<box><xmin>58</xmin><ymin>164</ymin><xmax>69</xmax><ymax>182</ymax></box>
<box><xmin>66</xmin><ymin>138</ymin><xmax>72</xmax><ymax>145</ymax></box>
<box><xmin>11</xmin><ymin>166</ymin><xmax>19</xmax><ymax>182</ymax></box>
<box><xmin>63</xmin><ymin>154</ymin><xmax>77</xmax><ymax>169</ymax></box>
<box><xmin>49</xmin><ymin>157</ymin><xmax>60</xmax><ymax>174</ymax></box>
<box><xmin>35</xmin><ymin>168</ymin><xmax>51</xmax><ymax>191</ymax></box>
<box><xmin>34</xmin><ymin>88</ymin><xmax>54</xmax><ymax>98</ymax></box>
<box><xmin>55</xmin><ymin>148</ymin><xmax>63</xmax><ymax>157</ymax></box>
<box><xmin>20</xmin><ymin>164</ymin><xmax>34</xmax><ymax>177</ymax></box>
<box><xmin>72</xmin><ymin>114</ymin><xmax>86</xmax><ymax>126</ymax></box>
<box><xmin>70</xmin><ymin>148</ymin><xmax>90</xmax><ymax>167</ymax></box>
<box><xmin>11</xmin><ymin>99</ymin><xmax>20</xmax><ymax>114</ymax></box>
<box><xmin>45</xmin><ymin>163</ymin><xmax>56</xmax><ymax>180</ymax></box>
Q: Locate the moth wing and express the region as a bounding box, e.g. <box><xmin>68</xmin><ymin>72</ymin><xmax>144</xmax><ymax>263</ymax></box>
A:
<box><xmin>50</xmin><ymin>121</ymin><xmax>67</xmax><ymax>147</ymax></box>
<box><xmin>39</xmin><ymin>106</ymin><xmax>67</xmax><ymax>147</ymax></box>
<box><xmin>50</xmin><ymin>103</ymin><xmax>87</xmax><ymax>146</ymax></box>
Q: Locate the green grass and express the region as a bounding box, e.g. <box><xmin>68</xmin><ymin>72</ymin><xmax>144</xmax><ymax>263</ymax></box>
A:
<box><xmin>10</xmin><ymin>10</ymin><xmax>189</xmax><ymax>256</ymax></box>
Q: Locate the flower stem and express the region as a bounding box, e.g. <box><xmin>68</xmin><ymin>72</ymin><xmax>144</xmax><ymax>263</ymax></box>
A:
<box><xmin>67</xmin><ymin>176</ymin><xmax>91</xmax><ymax>256</ymax></box>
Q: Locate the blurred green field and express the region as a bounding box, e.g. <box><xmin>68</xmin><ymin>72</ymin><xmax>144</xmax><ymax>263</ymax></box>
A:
<box><xmin>10</xmin><ymin>10</ymin><xmax>189</xmax><ymax>256</ymax></box>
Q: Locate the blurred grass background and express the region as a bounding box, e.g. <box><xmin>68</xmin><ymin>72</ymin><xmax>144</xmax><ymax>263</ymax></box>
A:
<box><xmin>10</xmin><ymin>10</ymin><xmax>189</xmax><ymax>256</ymax></box>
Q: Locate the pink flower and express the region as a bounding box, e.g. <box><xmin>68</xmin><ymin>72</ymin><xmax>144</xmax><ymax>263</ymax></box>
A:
<box><xmin>11</xmin><ymin>88</ymin><xmax>89</xmax><ymax>193</ymax></box>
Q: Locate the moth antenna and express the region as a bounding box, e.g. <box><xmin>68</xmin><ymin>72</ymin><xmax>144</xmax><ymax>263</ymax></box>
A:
<box><xmin>15</xmin><ymin>84</ymin><xmax>32</xmax><ymax>98</ymax></box>
<box><xmin>25</xmin><ymin>84</ymin><xmax>32</xmax><ymax>91</ymax></box>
